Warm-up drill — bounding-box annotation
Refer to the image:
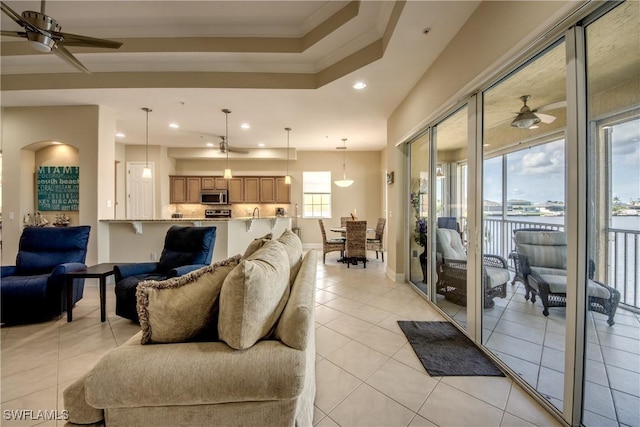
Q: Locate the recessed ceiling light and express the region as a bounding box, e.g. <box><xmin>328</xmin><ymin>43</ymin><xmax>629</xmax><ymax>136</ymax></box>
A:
<box><xmin>52</xmin><ymin>141</ymin><xmax>64</xmax><ymax>145</ymax></box>
<box><xmin>169</xmin><ymin>123</ymin><xmax>180</xmax><ymax>129</ymax></box>
<box><xmin>483</xmin><ymin>143</ymin><xmax>490</xmax><ymax>147</ymax></box>
<box><xmin>240</xmin><ymin>123</ymin><xmax>250</xmax><ymax>129</ymax></box>
<box><xmin>353</xmin><ymin>82</ymin><xmax>367</xmax><ymax>90</ymax></box>
<box><xmin>258</xmin><ymin>143</ymin><xmax>265</xmax><ymax>147</ymax></box>
<box><xmin>115</xmin><ymin>132</ymin><xmax>125</xmax><ymax>138</ymax></box>
<box><xmin>206</xmin><ymin>142</ymin><xmax>214</xmax><ymax>147</ymax></box>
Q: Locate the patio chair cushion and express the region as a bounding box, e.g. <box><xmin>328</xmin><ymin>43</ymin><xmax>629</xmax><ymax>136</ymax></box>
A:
<box><xmin>485</xmin><ymin>266</ymin><xmax>510</xmax><ymax>289</ymax></box>
<box><xmin>531</xmin><ymin>266</ymin><xmax>567</xmax><ymax>277</ymax></box>
<box><xmin>514</xmin><ymin>231</ymin><xmax>567</xmax><ymax>270</ymax></box>
<box><xmin>532</xmin><ymin>274</ymin><xmax>612</xmax><ymax>300</ymax></box>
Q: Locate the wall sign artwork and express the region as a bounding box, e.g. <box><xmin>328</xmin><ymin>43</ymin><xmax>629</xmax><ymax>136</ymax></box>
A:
<box><xmin>37</xmin><ymin>166</ymin><xmax>79</xmax><ymax>211</ymax></box>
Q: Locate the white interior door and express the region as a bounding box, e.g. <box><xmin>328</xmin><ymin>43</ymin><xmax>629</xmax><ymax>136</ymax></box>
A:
<box><xmin>126</xmin><ymin>162</ymin><xmax>154</xmax><ymax>219</ymax></box>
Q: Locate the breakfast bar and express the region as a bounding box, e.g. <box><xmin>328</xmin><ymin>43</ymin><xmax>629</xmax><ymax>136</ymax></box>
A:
<box><xmin>102</xmin><ymin>217</ymin><xmax>292</xmax><ymax>264</ymax></box>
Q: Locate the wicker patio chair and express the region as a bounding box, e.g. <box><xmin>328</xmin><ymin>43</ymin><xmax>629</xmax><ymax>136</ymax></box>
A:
<box><xmin>345</xmin><ymin>220</ymin><xmax>367</xmax><ymax>268</ymax></box>
<box><xmin>318</xmin><ymin>219</ymin><xmax>345</xmax><ymax>264</ymax></box>
<box><xmin>510</xmin><ymin>230</ymin><xmax>620</xmax><ymax>325</ymax></box>
<box><xmin>366</xmin><ymin>217</ymin><xmax>386</xmax><ymax>261</ymax></box>
<box><xmin>435</xmin><ymin>228</ymin><xmax>508</xmax><ymax>308</ymax></box>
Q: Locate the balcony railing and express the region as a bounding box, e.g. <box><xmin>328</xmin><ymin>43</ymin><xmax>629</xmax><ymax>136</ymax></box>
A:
<box><xmin>482</xmin><ymin>217</ymin><xmax>639</xmax><ymax>310</ymax></box>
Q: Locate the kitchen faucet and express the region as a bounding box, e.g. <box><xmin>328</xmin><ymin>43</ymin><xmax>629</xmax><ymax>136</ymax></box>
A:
<box><xmin>252</xmin><ymin>207</ymin><xmax>260</xmax><ymax>218</ymax></box>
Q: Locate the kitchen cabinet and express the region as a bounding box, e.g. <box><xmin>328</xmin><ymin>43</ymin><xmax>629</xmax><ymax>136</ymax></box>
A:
<box><xmin>170</xmin><ymin>175</ymin><xmax>289</xmax><ymax>204</ymax></box>
<box><xmin>214</xmin><ymin>177</ymin><xmax>228</xmax><ymax>190</ymax></box>
<box><xmin>201</xmin><ymin>177</ymin><xmax>216</xmax><ymax>190</ymax></box>
<box><xmin>243</xmin><ymin>177</ymin><xmax>259</xmax><ymax>203</ymax></box>
<box><xmin>260</xmin><ymin>177</ymin><xmax>276</xmax><ymax>203</ymax></box>
<box><xmin>228</xmin><ymin>178</ymin><xmax>244</xmax><ymax>203</ymax></box>
<box><xmin>275</xmin><ymin>177</ymin><xmax>291</xmax><ymax>203</ymax></box>
<box><xmin>170</xmin><ymin>176</ymin><xmax>201</xmax><ymax>203</ymax></box>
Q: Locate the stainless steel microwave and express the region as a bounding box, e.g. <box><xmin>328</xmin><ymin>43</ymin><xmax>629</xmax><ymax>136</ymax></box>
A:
<box><xmin>200</xmin><ymin>190</ymin><xmax>228</xmax><ymax>205</ymax></box>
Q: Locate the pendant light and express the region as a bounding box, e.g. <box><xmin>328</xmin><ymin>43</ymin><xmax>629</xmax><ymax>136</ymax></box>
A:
<box><xmin>284</xmin><ymin>127</ymin><xmax>292</xmax><ymax>184</ymax></box>
<box><xmin>141</xmin><ymin>107</ymin><xmax>152</xmax><ymax>179</ymax></box>
<box><xmin>334</xmin><ymin>138</ymin><xmax>354</xmax><ymax>187</ymax></box>
<box><xmin>222</xmin><ymin>108</ymin><xmax>232</xmax><ymax>179</ymax></box>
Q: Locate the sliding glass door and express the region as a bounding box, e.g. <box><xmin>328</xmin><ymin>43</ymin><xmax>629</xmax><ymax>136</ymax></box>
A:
<box><xmin>583</xmin><ymin>2</ymin><xmax>640</xmax><ymax>425</ymax></box>
<box><xmin>433</xmin><ymin>106</ymin><xmax>469</xmax><ymax>328</ymax></box>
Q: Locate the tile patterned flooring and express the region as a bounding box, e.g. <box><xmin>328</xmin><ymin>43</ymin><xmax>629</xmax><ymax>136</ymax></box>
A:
<box><xmin>2</xmin><ymin>253</ymin><xmax>574</xmax><ymax>427</ymax></box>
<box><xmin>435</xmin><ymin>277</ymin><xmax>640</xmax><ymax>427</ymax></box>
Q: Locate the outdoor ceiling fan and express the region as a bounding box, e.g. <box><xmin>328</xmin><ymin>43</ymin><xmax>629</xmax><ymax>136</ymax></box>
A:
<box><xmin>0</xmin><ymin>0</ymin><xmax>123</xmax><ymax>73</ymax></box>
<box><xmin>510</xmin><ymin>95</ymin><xmax>562</xmax><ymax>129</ymax></box>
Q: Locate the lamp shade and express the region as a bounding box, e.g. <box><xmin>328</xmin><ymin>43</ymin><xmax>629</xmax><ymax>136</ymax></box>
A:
<box><xmin>223</xmin><ymin>168</ymin><xmax>232</xmax><ymax>179</ymax></box>
<box><xmin>284</xmin><ymin>175</ymin><xmax>292</xmax><ymax>184</ymax></box>
<box><xmin>142</xmin><ymin>167</ymin><xmax>152</xmax><ymax>179</ymax></box>
<box><xmin>334</xmin><ymin>178</ymin><xmax>354</xmax><ymax>187</ymax></box>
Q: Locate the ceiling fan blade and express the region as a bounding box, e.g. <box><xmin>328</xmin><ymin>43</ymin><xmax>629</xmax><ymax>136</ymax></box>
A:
<box><xmin>534</xmin><ymin>112</ymin><xmax>556</xmax><ymax>124</ymax></box>
<box><xmin>1</xmin><ymin>30</ymin><xmax>26</xmax><ymax>38</ymax></box>
<box><xmin>536</xmin><ymin>100</ymin><xmax>567</xmax><ymax>112</ymax></box>
<box><xmin>228</xmin><ymin>147</ymin><xmax>250</xmax><ymax>154</ymax></box>
<box><xmin>52</xmin><ymin>44</ymin><xmax>90</xmax><ymax>73</ymax></box>
<box><xmin>0</xmin><ymin>1</ymin><xmax>28</xmax><ymax>27</ymax></box>
<box><xmin>57</xmin><ymin>32</ymin><xmax>122</xmax><ymax>49</ymax></box>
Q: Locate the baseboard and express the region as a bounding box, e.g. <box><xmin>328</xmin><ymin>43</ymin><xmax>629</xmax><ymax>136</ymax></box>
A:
<box><xmin>386</xmin><ymin>266</ymin><xmax>405</xmax><ymax>283</ymax></box>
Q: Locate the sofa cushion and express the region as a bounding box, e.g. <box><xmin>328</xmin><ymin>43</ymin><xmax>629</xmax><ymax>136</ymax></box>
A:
<box><xmin>276</xmin><ymin>229</ymin><xmax>303</xmax><ymax>286</ymax></box>
<box><xmin>218</xmin><ymin>240</ymin><xmax>290</xmax><ymax>350</ymax></box>
<box><xmin>136</xmin><ymin>255</ymin><xmax>241</xmax><ymax>344</ymax></box>
<box><xmin>15</xmin><ymin>226</ymin><xmax>90</xmax><ymax>275</ymax></box>
<box><xmin>242</xmin><ymin>233</ymin><xmax>273</xmax><ymax>259</ymax></box>
<box><xmin>275</xmin><ymin>251</ymin><xmax>317</xmax><ymax>351</ymax></box>
<box><xmin>514</xmin><ymin>231</ymin><xmax>567</xmax><ymax>270</ymax></box>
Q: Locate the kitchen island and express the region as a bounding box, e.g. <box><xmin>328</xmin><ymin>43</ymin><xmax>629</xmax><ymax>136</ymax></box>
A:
<box><xmin>101</xmin><ymin>217</ymin><xmax>292</xmax><ymax>264</ymax></box>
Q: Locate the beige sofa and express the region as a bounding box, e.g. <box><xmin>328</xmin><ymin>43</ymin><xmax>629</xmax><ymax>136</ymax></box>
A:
<box><xmin>64</xmin><ymin>231</ymin><xmax>317</xmax><ymax>427</ymax></box>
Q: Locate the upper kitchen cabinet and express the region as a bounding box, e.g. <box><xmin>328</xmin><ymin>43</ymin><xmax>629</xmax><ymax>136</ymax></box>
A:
<box><xmin>243</xmin><ymin>177</ymin><xmax>260</xmax><ymax>203</ymax></box>
<box><xmin>276</xmin><ymin>177</ymin><xmax>291</xmax><ymax>204</ymax></box>
<box><xmin>228</xmin><ymin>178</ymin><xmax>244</xmax><ymax>203</ymax></box>
<box><xmin>260</xmin><ymin>177</ymin><xmax>276</xmax><ymax>203</ymax></box>
<box><xmin>170</xmin><ymin>176</ymin><xmax>201</xmax><ymax>203</ymax></box>
<box><xmin>201</xmin><ymin>177</ymin><xmax>228</xmax><ymax>190</ymax></box>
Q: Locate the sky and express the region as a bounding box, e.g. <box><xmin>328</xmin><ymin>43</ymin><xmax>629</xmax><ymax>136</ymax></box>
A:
<box><xmin>483</xmin><ymin>118</ymin><xmax>640</xmax><ymax>205</ymax></box>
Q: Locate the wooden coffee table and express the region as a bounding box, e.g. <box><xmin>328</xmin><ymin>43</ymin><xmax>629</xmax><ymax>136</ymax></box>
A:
<box><xmin>65</xmin><ymin>263</ymin><xmax>126</xmax><ymax>322</ymax></box>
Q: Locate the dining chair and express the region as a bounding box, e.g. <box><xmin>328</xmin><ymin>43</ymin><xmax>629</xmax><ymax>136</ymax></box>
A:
<box><xmin>318</xmin><ymin>219</ymin><xmax>345</xmax><ymax>264</ymax></box>
<box><xmin>339</xmin><ymin>216</ymin><xmax>352</xmax><ymax>240</ymax></box>
<box><xmin>366</xmin><ymin>217</ymin><xmax>386</xmax><ymax>261</ymax></box>
<box><xmin>345</xmin><ymin>220</ymin><xmax>367</xmax><ymax>268</ymax></box>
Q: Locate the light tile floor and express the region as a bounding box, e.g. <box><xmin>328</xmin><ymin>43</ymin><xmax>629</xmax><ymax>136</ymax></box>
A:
<box><xmin>2</xmin><ymin>253</ymin><xmax>567</xmax><ymax>427</ymax></box>
<box><xmin>434</xmin><ymin>277</ymin><xmax>640</xmax><ymax>427</ymax></box>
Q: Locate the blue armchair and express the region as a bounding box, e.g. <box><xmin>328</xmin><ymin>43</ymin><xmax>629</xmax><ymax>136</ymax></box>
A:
<box><xmin>114</xmin><ymin>225</ymin><xmax>217</xmax><ymax>321</ymax></box>
<box><xmin>1</xmin><ymin>226</ymin><xmax>91</xmax><ymax>324</ymax></box>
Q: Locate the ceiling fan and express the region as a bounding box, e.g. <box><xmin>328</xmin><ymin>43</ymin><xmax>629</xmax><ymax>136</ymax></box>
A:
<box><xmin>510</xmin><ymin>95</ymin><xmax>561</xmax><ymax>129</ymax></box>
<box><xmin>0</xmin><ymin>0</ymin><xmax>122</xmax><ymax>73</ymax></box>
<box><xmin>219</xmin><ymin>136</ymin><xmax>249</xmax><ymax>154</ymax></box>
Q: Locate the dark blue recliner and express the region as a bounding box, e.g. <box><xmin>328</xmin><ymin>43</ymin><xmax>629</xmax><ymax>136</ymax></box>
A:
<box><xmin>1</xmin><ymin>226</ymin><xmax>91</xmax><ymax>324</ymax></box>
<box><xmin>114</xmin><ymin>225</ymin><xmax>217</xmax><ymax>322</ymax></box>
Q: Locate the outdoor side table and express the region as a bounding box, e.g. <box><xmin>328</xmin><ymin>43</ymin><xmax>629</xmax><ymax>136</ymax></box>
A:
<box><xmin>65</xmin><ymin>263</ymin><xmax>124</xmax><ymax>322</ymax></box>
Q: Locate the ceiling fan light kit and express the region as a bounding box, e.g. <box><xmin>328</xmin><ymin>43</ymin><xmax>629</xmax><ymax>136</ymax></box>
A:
<box><xmin>510</xmin><ymin>95</ymin><xmax>557</xmax><ymax>129</ymax></box>
<box><xmin>334</xmin><ymin>138</ymin><xmax>354</xmax><ymax>188</ymax></box>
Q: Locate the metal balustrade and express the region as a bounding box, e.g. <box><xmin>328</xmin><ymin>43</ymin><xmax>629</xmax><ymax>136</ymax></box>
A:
<box><xmin>480</xmin><ymin>217</ymin><xmax>638</xmax><ymax>310</ymax></box>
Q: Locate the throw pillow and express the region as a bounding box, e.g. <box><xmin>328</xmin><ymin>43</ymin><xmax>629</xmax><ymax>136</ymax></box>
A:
<box><xmin>218</xmin><ymin>240</ymin><xmax>290</xmax><ymax>350</ymax></box>
<box><xmin>136</xmin><ymin>254</ymin><xmax>241</xmax><ymax>344</ymax></box>
<box><xmin>242</xmin><ymin>233</ymin><xmax>273</xmax><ymax>259</ymax></box>
<box><xmin>276</xmin><ymin>229</ymin><xmax>303</xmax><ymax>286</ymax></box>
